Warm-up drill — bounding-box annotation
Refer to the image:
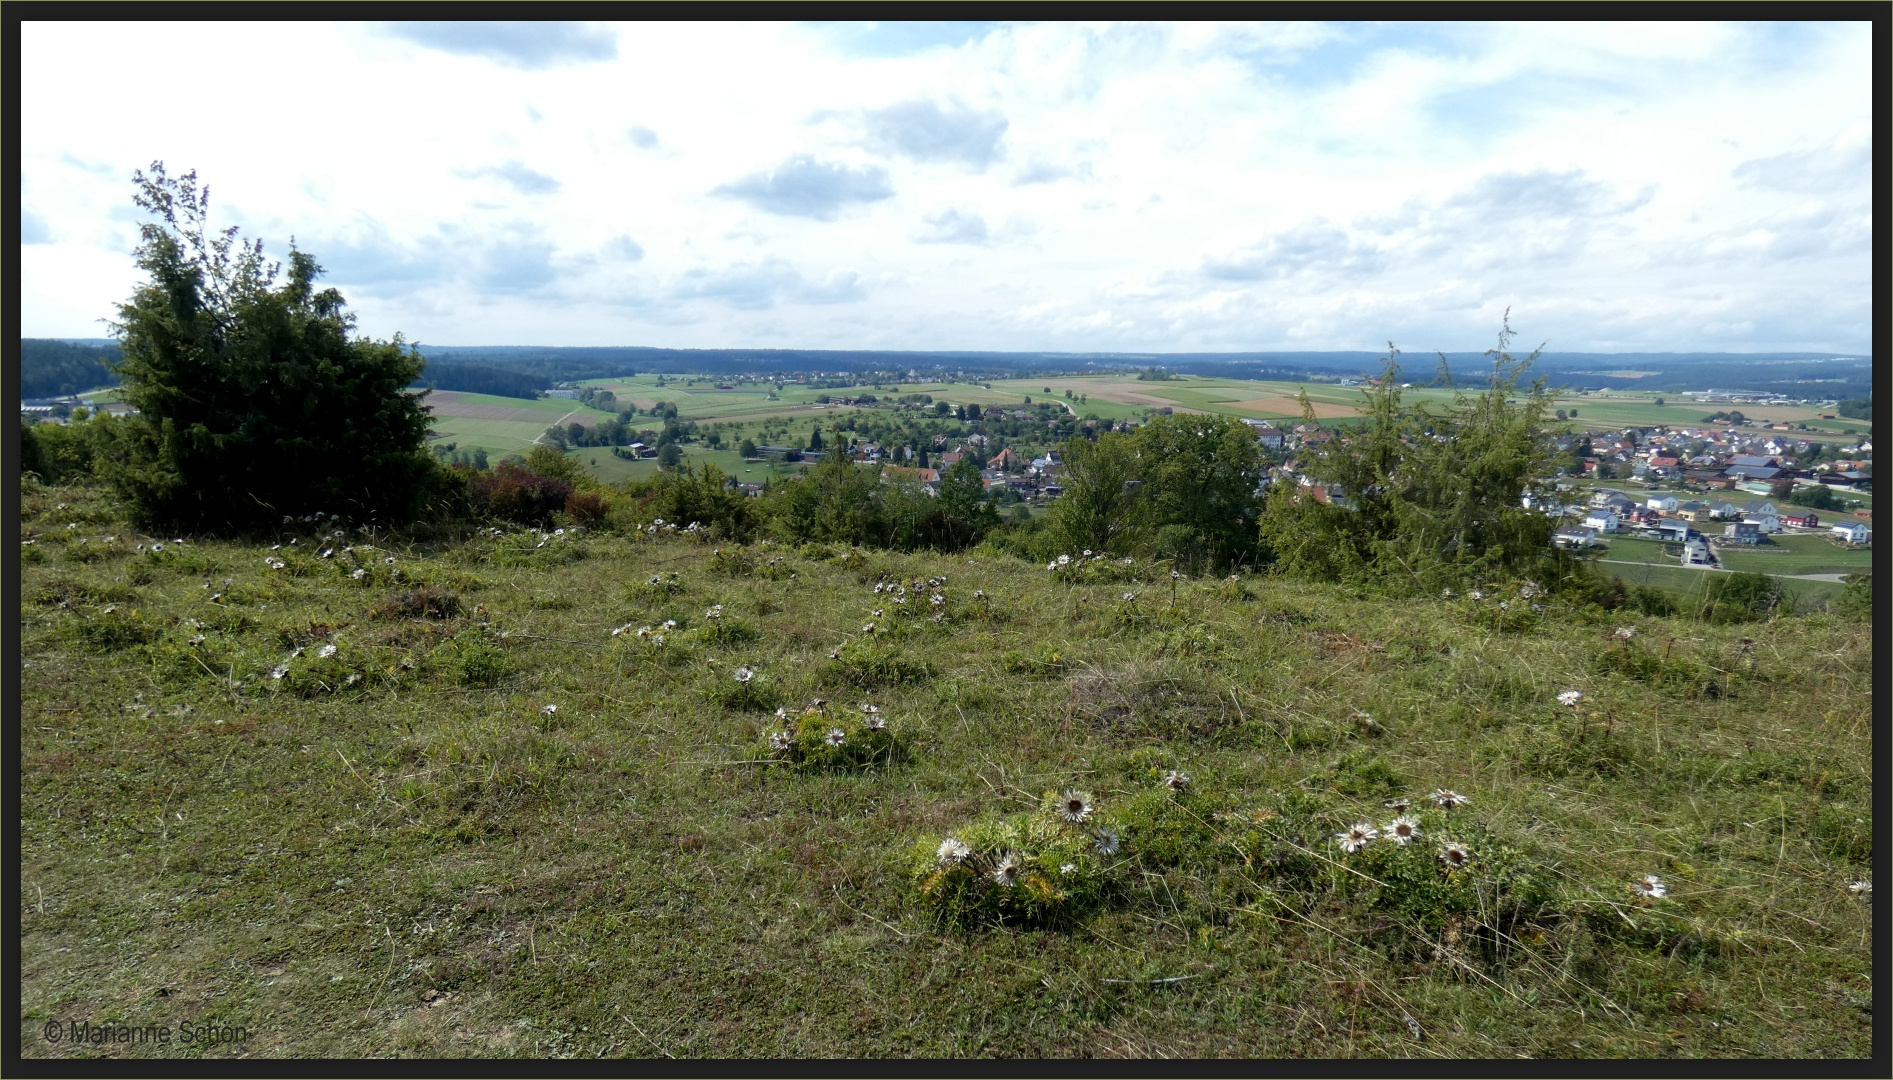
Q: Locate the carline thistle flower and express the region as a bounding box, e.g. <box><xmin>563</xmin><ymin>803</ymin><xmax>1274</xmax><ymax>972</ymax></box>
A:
<box><xmin>1439</xmin><ymin>842</ymin><xmax>1471</xmax><ymax>870</ymax></box>
<box><xmin>1430</xmin><ymin>788</ymin><xmax>1469</xmax><ymax>810</ymax></box>
<box><xmin>1057</xmin><ymin>789</ymin><xmax>1094</xmax><ymax>825</ymax></box>
<box><xmin>768</xmin><ymin>731</ymin><xmax>793</xmax><ymax>752</ymax></box>
<box><xmin>734</xmin><ymin>666</ymin><xmax>754</xmax><ymax>684</ymax></box>
<box><xmin>1633</xmin><ymin>875</ymin><xmax>1668</xmax><ymax>899</ymax></box>
<box><xmin>1384</xmin><ymin>815</ymin><xmax>1421</xmax><ymax>845</ymax></box>
<box><xmin>936</xmin><ymin>838</ymin><xmax>971</xmax><ymax>866</ymax></box>
<box><xmin>824</xmin><ymin>729</ymin><xmax>846</xmax><ymax>747</ymax></box>
<box><xmin>1557</xmin><ymin>689</ymin><xmax>1584</xmax><ymax>708</ymax></box>
<box><xmin>1093</xmin><ymin>827</ymin><xmax>1122</xmax><ymax>856</ymax></box>
<box><xmin>991</xmin><ymin>851</ymin><xmax>1022</xmax><ymax>887</ymax></box>
<box><xmin>1163</xmin><ymin>770</ymin><xmax>1192</xmax><ymax>793</ymax></box>
<box><xmin>1337</xmin><ymin>822</ymin><xmax>1378</xmax><ymax>854</ymax></box>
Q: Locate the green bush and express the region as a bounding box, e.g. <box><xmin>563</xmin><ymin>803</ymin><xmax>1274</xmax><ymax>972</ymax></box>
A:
<box><xmin>103</xmin><ymin>164</ymin><xmax>443</xmax><ymax>533</ymax></box>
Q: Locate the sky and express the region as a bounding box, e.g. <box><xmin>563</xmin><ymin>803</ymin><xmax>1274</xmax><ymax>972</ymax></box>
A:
<box><xmin>17</xmin><ymin>20</ymin><xmax>1873</xmax><ymax>354</ymax></box>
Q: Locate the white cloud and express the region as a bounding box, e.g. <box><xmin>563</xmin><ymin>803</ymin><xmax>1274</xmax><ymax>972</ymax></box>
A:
<box><xmin>16</xmin><ymin>20</ymin><xmax>1871</xmax><ymax>352</ymax></box>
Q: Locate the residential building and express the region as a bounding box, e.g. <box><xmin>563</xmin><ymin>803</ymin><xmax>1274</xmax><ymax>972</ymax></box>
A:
<box><xmin>1681</xmin><ymin>539</ymin><xmax>1716</xmax><ymax>566</ymax></box>
<box><xmin>1723</xmin><ymin>521</ymin><xmax>1762</xmax><ymax>544</ymax></box>
<box><xmin>1553</xmin><ymin>526</ymin><xmax>1600</xmax><ymax>549</ymax></box>
<box><xmin>1832</xmin><ymin>522</ymin><xmax>1872</xmax><ymax>544</ymax></box>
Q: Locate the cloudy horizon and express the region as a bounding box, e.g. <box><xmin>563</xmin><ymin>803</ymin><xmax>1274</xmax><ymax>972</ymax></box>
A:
<box><xmin>18</xmin><ymin>20</ymin><xmax>1873</xmax><ymax>354</ymax></box>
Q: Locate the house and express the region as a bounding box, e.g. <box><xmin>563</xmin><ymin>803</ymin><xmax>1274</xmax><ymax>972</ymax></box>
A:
<box><xmin>1681</xmin><ymin>539</ymin><xmax>1716</xmax><ymax>566</ymax></box>
<box><xmin>938</xmin><ymin>451</ymin><xmax>964</xmax><ymax>468</ymax></box>
<box><xmin>1242</xmin><ymin>419</ymin><xmax>1285</xmax><ymax>449</ymax></box>
<box><xmin>1708</xmin><ymin>501</ymin><xmax>1745</xmax><ymax>520</ymax></box>
<box><xmin>1781</xmin><ymin>510</ymin><xmax>1819</xmax><ymax>529</ymax></box>
<box><xmin>1832</xmin><ymin>521</ymin><xmax>1872</xmax><ymax>544</ymax></box>
<box><xmin>1647</xmin><ymin>454</ymin><xmax>1680</xmax><ymax>470</ymax></box>
<box><xmin>1723</xmin><ymin>464</ymin><xmax>1785</xmax><ymax>482</ymax></box>
<box><xmin>1553</xmin><ymin>526</ymin><xmax>1601</xmax><ymax>549</ymax></box>
<box><xmin>1741</xmin><ymin>501</ymin><xmax>1782</xmax><ymax>534</ymax></box>
<box><xmin>1729</xmin><ymin>454</ymin><xmax>1781</xmax><ymax>469</ymax></box>
<box><xmin>1646</xmin><ymin>494</ymin><xmax>1679</xmax><ymax>512</ymax></box>
<box><xmin>1723</xmin><ymin>521</ymin><xmax>1762</xmax><ymax>544</ymax></box>
<box><xmin>1675</xmin><ymin>501</ymin><xmax>1712</xmax><ymax>523</ymax></box>
<box><xmin>1655</xmin><ymin>517</ymin><xmax>1693</xmax><ymax>542</ymax></box>
<box><xmin>1582</xmin><ymin>510</ymin><xmax>1622</xmax><ymax>534</ymax></box>
<box><xmin>987</xmin><ymin>447</ymin><xmax>1021</xmax><ymax>471</ymax></box>
<box><xmin>737</xmin><ymin>482</ymin><xmax>767</xmax><ymax>498</ymax></box>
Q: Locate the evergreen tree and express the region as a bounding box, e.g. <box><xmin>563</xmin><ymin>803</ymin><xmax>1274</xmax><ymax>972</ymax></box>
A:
<box><xmin>104</xmin><ymin>164</ymin><xmax>439</xmax><ymax>531</ymax></box>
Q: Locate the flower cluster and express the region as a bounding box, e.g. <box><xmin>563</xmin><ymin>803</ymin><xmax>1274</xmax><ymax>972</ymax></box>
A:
<box><xmin>1044</xmin><ymin>551</ymin><xmax>1141</xmax><ymax>584</ymax></box>
<box><xmin>869</xmin><ymin>575</ymin><xmax>951</xmax><ymax>624</ymax></box>
<box><xmin>914</xmin><ymin>788</ymin><xmax>1131</xmax><ymax>926</ymax></box>
<box><xmin>761</xmin><ymin>700</ymin><xmax>898</xmax><ymax>770</ymax></box>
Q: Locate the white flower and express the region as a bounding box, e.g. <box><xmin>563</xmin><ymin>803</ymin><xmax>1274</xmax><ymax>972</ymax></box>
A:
<box><xmin>1057</xmin><ymin>789</ymin><xmax>1094</xmax><ymax>825</ymax></box>
<box><xmin>265</xmin><ymin>557</ymin><xmax>286</xmax><ymax>570</ymax></box>
<box><xmin>384</xmin><ymin>556</ymin><xmax>397</xmax><ymax>566</ymax></box>
<box><xmin>861</xmin><ymin>622</ymin><xmax>877</xmax><ymax>634</ymax></box>
<box><xmin>1093</xmin><ymin>827</ymin><xmax>1122</xmax><ymax>856</ymax></box>
<box><xmin>151</xmin><ymin>542</ymin><xmax>165</xmax><ymax>553</ymax></box>
<box><xmin>1384</xmin><ymin>796</ymin><xmax>1412</xmax><ymax>813</ymax></box>
<box><xmin>936</xmin><ymin>838</ymin><xmax>971</xmax><ymax>866</ymax></box>
<box><xmin>316</xmin><ymin>643</ymin><xmax>338</xmax><ymax>659</ymax></box>
<box><xmin>1060</xmin><ymin>863</ymin><xmax>1078</xmax><ymax>875</ymax></box>
<box><xmin>991</xmin><ymin>851</ymin><xmax>1022</xmax><ymax>887</ymax></box>
<box><xmin>1122</xmin><ymin>592</ymin><xmax>1138</xmax><ymax>602</ymax></box>
<box><xmin>1057</xmin><ymin>554</ymin><xmax>1071</xmax><ymax>566</ymax></box>
<box><xmin>1468</xmin><ymin>589</ymin><xmax>1485</xmax><ymax>602</ymax></box>
<box><xmin>930</xmin><ymin>593</ymin><xmax>945</xmax><ymax>606</ymax></box>
<box><xmin>1557</xmin><ymin>690</ymin><xmax>1584</xmax><ymax>708</ymax></box>
<box><xmin>648</xmin><ymin>575</ymin><xmax>663</xmax><ymax>586</ymax></box>
<box><xmin>1441</xmin><ymin>588</ymin><xmax>1453</xmax><ymax>599</ymax></box>
<box><xmin>774</xmin><ymin>707</ymin><xmax>790</xmax><ymax>721</ymax></box>
<box><xmin>1430</xmin><ymin>788</ymin><xmax>1468</xmax><ymax>811</ymax></box>
<box><xmin>860</xmin><ymin>703</ymin><xmax>879</xmax><ymax>715</ymax></box>
<box><xmin>344</xmin><ymin>673</ymin><xmax>361</xmax><ymax>685</ymax></box>
<box><xmin>1082</xmin><ymin>549</ymin><xmax>1093</xmax><ymax>557</ymax></box>
<box><xmin>269</xmin><ymin>664</ymin><xmax>289</xmax><ymax>680</ymax></box>
<box><xmin>705</xmin><ymin>604</ymin><xmax>724</xmax><ymax>620</ymax></box>
<box><xmin>541</xmin><ymin>704</ymin><xmax>558</xmax><ymax>717</ymax></box>
<box><xmin>1384</xmin><ymin>816</ymin><xmax>1421</xmax><ymax>845</ymax></box>
<box><xmin>1336</xmin><ymin>822</ymin><xmax>1379</xmax><ymax>854</ymax></box>
<box><xmin>1438</xmin><ymin>842</ymin><xmax>1471</xmax><ymax>870</ymax></box>
<box><xmin>973</xmin><ymin>589</ymin><xmax>986</xmax><ymax>599</ymax></box>
<box><xmin>1170</xmin><ymin>570</ymin><xmax>1181</xmax><ymax>580</ymax></box>
<box><xmin>1848</xmin><ymin>880</ymin><xmax>1872</xmax><ymax>899</ymax></box>
<box><xmin>871</xmin><ymin>609</ymin><xmax>884</xmax><ymax>618</ymax></box>
<box><xmin>1612</xmin><ymin>626</ymin><xmax>1637</xmax><ymax>641</ymax></box>
<box><xmin>734</xmin><ymin>666</ymin><xmax>754</xmax><ymax>684</ymax></box>
<box><xmin>188</xmin><ymin>634</ymin><xmax>206</xmax><ymax>646</ymax></box>
<box><xmin>351</xmin><ymin>568</ymin><xmax>366</xmax><ymax>579</ymax></box>
<box><xmin>863</xmin><ymin>713</ymin><xmax>886</xmax><ymax>731</ymax></box>
<box><xmin>635</xmin><ymin>627</ymin><xmax>653</xmax><ymax>640</ymax></box>
<box><xmin>768</xmin><ymin>731</ymin><xmax>793</xmax><ymax>752</ymax></box>
<box><xmin>661</xmin><ymin>619</ymin><xmax>678</xmax><ymax>630</ymax></box>
<box><xmin>1163</xmin><ymin>770</ymin><xmax>1191</xmax><ymax>792</ymax></box>
<box><xmin>824</xmin><ymin>728</ymin><xmax>846</xmax><ymax>747</ymax></box>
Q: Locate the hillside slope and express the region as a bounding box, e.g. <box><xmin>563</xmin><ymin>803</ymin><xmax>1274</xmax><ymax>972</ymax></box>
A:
<box><xmin>17</xmin><ymin>480</ymin><xmax>1873</xmax><ymax>1059</ymax></box>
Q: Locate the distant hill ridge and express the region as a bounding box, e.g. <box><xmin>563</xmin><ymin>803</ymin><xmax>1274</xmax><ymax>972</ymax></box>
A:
<box><xmin>18</xmin><ymin>338</ymin><xmax>1873</xmax><ymax>400</ymax></box>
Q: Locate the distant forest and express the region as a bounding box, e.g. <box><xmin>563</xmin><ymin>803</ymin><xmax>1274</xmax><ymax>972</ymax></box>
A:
<box><xmin>415</xmin><ymin>362</ymin><xmax>546</xmax><ymax>400</ymax></box>
<box><xmin>20</xmin><ymin>339</ymin><xmax>121</xmax><ymax>399</ymax></box>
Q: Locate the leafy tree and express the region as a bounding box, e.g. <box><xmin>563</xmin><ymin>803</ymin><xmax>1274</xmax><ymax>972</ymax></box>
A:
<box><xmin>524</xmin><ymin>443</ymin><xmax>584</xmax><ymax>486</ymax></box>
<box><xmin>103</xmin><ymin>164</ymin><xmax>440</xmax><ymax>532</ymax></box>
<box><xmin>738</xmin><ymin>438</ymin><xmax>758</xmax><ymax>458</ymax></box>
<box><xmin>657</xmin><ymin>442</ymin><xmax>685</xmax><ymax>468</ymax></box>
<box><xmin>1785</xmin><ymin>483</ymin><xmax>1842</xmax><ymax>511</ymax></box>
<box><xmin>1131</xmin><ymin>414</ymin><xmax>1266</xmax><ymax>572</ymax></box>
<box><xmin>808</xmin><ymin>427</ymin><xmax>825</xmax><ymax>451</ymax></box>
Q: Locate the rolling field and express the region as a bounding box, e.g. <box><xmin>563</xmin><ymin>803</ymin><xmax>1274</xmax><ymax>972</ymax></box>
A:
<box><xmin>16</xmin><ymin>480</ymin><xmax>1872</xmax><ymax>1059</ymax></box>
<box><xmin>572</xmin><ymin>448</ymin><xmax>809</xmax><ymax>487</ymax></box>
<box><xmin>1715</xmin><ymin>534</ymin><xmax>1872</xmax><ymax>577</ymax></box>
<box><xmin>421</xmin><ymin>392</ymin><xmax>616</xmax><ymax>457</ymax></box>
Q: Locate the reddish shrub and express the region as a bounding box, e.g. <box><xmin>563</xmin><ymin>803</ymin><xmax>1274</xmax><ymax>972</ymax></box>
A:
<box><xmin>465</xmin><ymin>463</ymin><xmax>572</xmax><ymax>525</ymax></box>
<box><xmin>565</xmin><ymin>491</ymin><xmax>610</xmax><ymax>528</ymax></box>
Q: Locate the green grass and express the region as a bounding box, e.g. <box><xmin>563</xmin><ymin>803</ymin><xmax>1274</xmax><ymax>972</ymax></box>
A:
<box><xmin>1715</xmin><ymin>534</ymin><xmax>1872</xmax><ymax>577</ymax></box>
<box><xmin>1596</xmin><ymin>560</ymin><xmax>1845</xmax><ymax>603</ymax></box>
<box><xmin>18</xmin><ymin>480</ymin><xmax>1872</xmax><ymax>1059</ymax></box>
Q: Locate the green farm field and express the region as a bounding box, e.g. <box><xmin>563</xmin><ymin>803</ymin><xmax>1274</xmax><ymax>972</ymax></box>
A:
<box><xmin>16</xmin><ymin>479</ymin><xmax>1872</xmax><ymax>1059</ymax></box>
<box><xmin>571</xmin><ymin>447</ymin><xmax>809</xmax><ymax>487</ymax></box>
<box><xmin>1715</xmin><ymin>534</ymin><xmax>1872</xmax><ymax>577</ymax></box>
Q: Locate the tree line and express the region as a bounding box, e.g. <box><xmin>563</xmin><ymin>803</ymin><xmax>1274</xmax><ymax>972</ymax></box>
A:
<box><xmin>28</xmin><ymin>165</ymin><xmax>1852</xmax><ymax>617</ymax></box>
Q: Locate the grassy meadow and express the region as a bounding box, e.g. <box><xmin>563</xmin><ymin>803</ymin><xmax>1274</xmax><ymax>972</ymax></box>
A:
<box><xmin>17</xmin><ymin>479</ymin><xmax>1872</xmax><ymax>1060</ymax></box>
